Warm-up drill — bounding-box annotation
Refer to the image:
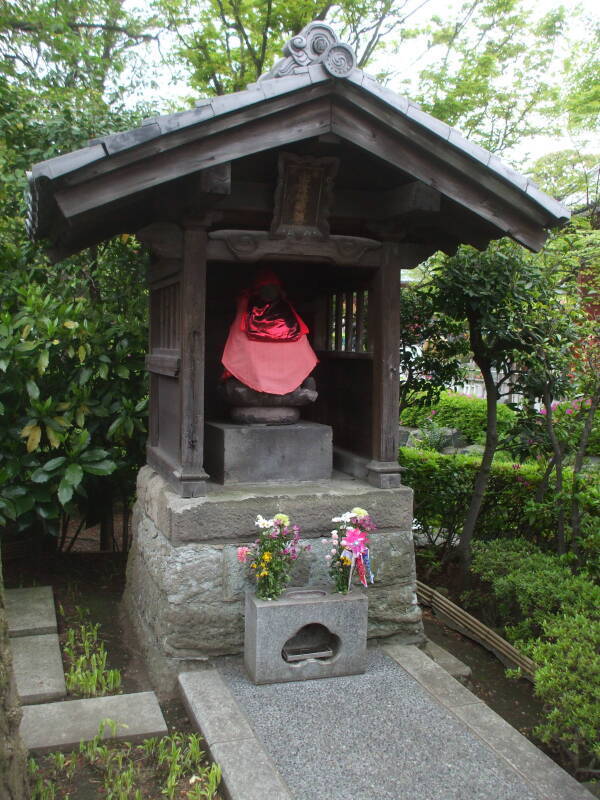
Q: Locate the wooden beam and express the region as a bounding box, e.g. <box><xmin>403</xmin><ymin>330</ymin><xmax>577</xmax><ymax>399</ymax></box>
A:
<box><xmin>334</xmin><ymin>83</ymin><xmax>550</xmax><ymax>226</ymax></box>
<box><xmin>137</xmin><ymin>222</ymin><xmax>183</xmax><ymax>258</ymax></box>
<box><xmin>54</xmin><ymin>99</ymin><xmax>333</xmax><ymax>219</ymax></box>
<box><xmin>207</xmin><ymin>230</ymin><xmax>385</xmax><ymax>266</ymax></box>
<box><xmin>145</xmin><ymin>353</ymin><xmax>180</xmax><ymax>377</ymax></box>
<box><xmin>60</xmin><ymin>84</ymin><xmax>332</xmax><ymax>187</ymax></box>
<box><xmin>368</xmin><ymin>245</ymin><xmax>403</xmax><ymax>488</ymax></box>
<box><xmin>179</xmin><ymin>218</ymin><xmax>210</xmax><ymax>491</ymax></box>
<box><xmin>330</xmin><ymin>95</ymin><xmax>548</xmax><ymax>251</ymax></box>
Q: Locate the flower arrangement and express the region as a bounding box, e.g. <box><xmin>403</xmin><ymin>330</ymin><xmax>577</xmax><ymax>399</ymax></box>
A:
<box><xmin>237</xmin><ymin>513</ymin><xmax>310</xmax><ymax>600</ymax></box>
<box><xmin>324</xmin><ymin>507</ymin><xmax>375</xmax><ymax>594</ymax></box>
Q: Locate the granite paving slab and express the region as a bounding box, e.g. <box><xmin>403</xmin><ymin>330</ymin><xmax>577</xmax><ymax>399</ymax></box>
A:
<box><xmin>179</xmin><ymin>669</ymin><xmax>292</xmax><ymax>800</ymax></box>
<box><xmin>21</xmin><ymin>692</ymin><xmax>168</xmax><ymax>754</ymax></box>
<box><xmin>423</xmin><ymin>639</ymin><xmax>472</xmax><ymax>684</ymax></box>
<box><xmin>11</xmin><ymin>633</ymin><xmax>66</xmax><ymax>704</ymax></box>
<box><xmin>6</xmin><ymin>586</ymin><xmax>57</xmax><ymax>637</ymax></box>
<box><xmin>216</xmin><ymin>648</ymin><xmax>590</xmax><ymax>800</ymax></box>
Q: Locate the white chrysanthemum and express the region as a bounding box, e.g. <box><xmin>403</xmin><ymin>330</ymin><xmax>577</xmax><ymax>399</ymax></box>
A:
<box><xmin>255</xmin><ymin>514</ymin><xmax>273</xmax><ymax>529</ymax></box>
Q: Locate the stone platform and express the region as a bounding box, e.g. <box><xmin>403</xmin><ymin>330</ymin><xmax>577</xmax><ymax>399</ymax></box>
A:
<box><xmin>204</xmin><ymin>421</ymin><xmax>332</xmax><ymax>484</ymax></box>
<box><xmin>204</xmin><ymin>646</ymin><xmax>593</xmax><ymax>800</ymax></box>
<box><xmin>124</xmin><ymin>466</ymin><xmax>423</xmax><ymax>694</ymax></box>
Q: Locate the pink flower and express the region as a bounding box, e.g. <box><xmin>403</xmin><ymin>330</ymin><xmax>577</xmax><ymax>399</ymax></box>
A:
<box><xmin>331</xmin><ymin>548</ymin><xmax>337</xmax><ymax>554</ymax></box>
<box><xmin>566</xmin><ymin>408</ymin><xmax>574</xmax><ymax>415</ymax></box>
<box><xmin>237</xmin><ymin>546</ymin><xmax>250</xmax><ymax>563</ymax></box>
<box><xmin>344</xmin><ymin>528</ymin><xmax>369</xmax><ymax>554</ymax></box>
<box><xmin>539</xmin><ymin>408</ymin><xmax>547</xmax><ymax>415</ymax></box>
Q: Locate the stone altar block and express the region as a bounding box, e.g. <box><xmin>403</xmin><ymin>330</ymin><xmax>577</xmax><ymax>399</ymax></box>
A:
<box><xmin>124</xmin><ymin>466</ymin><xmax>424</xmax><ymax>694</ymax></box>
<box><xmin>204</xmin><ymin>421</ymin><xmax>332</xmax><ymax>484</ymax></box>
<box><xmin>244</xmin><ymin>588</ymin><xmax>368</xmax><ymax>684</ymax></box>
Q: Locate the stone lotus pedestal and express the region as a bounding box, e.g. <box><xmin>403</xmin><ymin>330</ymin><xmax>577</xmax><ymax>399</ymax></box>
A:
<box><xmin>244</xmin><ymin>588</ymin><xmax>368</xmax><ymax>684</ymax></box>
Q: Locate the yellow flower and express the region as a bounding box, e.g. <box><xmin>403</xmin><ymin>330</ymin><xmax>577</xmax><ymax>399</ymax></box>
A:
<box><xmin>251</xmin><ymin>563</ymin><xmax>257</xmax><ymax>569</ymax></box>
<box><xmin>341</xmin><ymin>556</ymin><xmax>352</xmax><ymax>566</ymax></box>
<box><xmin>259</xmin><ymin>570</ymin><xmax>269</xmax><ymax>577</ymax></box>
<box><xmin>262</xmin><ymin>551</ymin><xmax>273</xmax><ymax>562</ymax></box>
<box><xmin>273</xmin><ymin>513</ymin><xmax>290</xmax><ymax>527</ymax></box>
<box><xmin>351</xmin><ymin>507</ymin><xmax>368</xmax><ymax>519</ymax></box>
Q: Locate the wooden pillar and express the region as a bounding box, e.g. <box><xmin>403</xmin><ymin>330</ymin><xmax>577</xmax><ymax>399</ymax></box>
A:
<box><xmin>368</xmin><ymin>244</ymin><xmax>403</xmax><ymax>488</ymax></box>
<box><xmin>177</xmin><ymin>217</ymin><xmax>209</xmax><ymax>495</ymax></box>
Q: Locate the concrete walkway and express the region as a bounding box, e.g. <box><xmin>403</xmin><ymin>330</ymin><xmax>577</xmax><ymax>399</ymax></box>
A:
<box><xmin>180</xmin><ymin>645</ymin><xmax>593</xmax><ymax>800</ymax></box>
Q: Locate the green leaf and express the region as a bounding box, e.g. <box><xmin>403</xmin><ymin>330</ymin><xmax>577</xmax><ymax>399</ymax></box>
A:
<box><xmin>31</xmin><ymin>468</ymin><xmax>52</xmax><ymax>483</ymax></box>
<box><xmin>57</xmin><ymin>479</ymin><xmax>74</xmax><ymax>506</ymax></box>
<box><xmin>37</xmin><ymin>349</ymin><xmax>49</xmax><ymax>375</ymax></box>
<box><xmin>43</xmin><ymin>457</ymin><xmax>67</xmax><ymax>471</ymax></box>
<box><xmin>82</xmin><ymin>459</ymin><xmax>116</xmax><ymax>476</ymax></box>
<box><xmin>78</xmin><ymin>367</ymin><xmax>93</xmax><ymax>385</ymax></box>
<box><xmin>0</xmin><ymin>358</ymin><xmax>9</xmax><ymax>372</ymax></box>
<box><xmin>14</xmin><ymin>494</ymin><xmax>35</xmax><ymax>516</ymax></box>
<box><xmin>79</xmin><ymin>449</ymin><xmax>109</xmax><ymax>462</ymax></box>
<box><xmin>15</xmin><ymin>341</ymin><xmax>37</xmax><ymax>352</ymax></box>
<box><xmin>107</xmin><ymin>418</ymin><xmax>121</xmax><ymax>439</ymax></box>
<box><xmin>26</xmin><ymin>378</ymin><xmax>40</xmax><ymax>399</ymax></box>
<box><xmin>36</xmin><ymin>504</ymin><xmax>59</xmax><ymax>520</ymax></box>
<box><xmin>116</xmin><ymin>365</ymin><xmax>129</xmax><ymax>379</ymax></box>
<box><xmin>64</xmin><ymin>463</ymin><xmax>84</xmax><ymax>486</ymax></box>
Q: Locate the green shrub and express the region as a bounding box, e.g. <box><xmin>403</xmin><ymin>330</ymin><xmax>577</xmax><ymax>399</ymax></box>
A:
<box><xmin>400</xmin><ymin>391</ymin><xmax>516</xmax><ymax>444</ymax></box>
<box><xmin>399</xmin><ymin>448</ymin><xmax>600</xmax><ymax>573</ymax></box>
<box><xmin>470</xmin><ymin>539</ymin><xmax>600</xmax><ymax>641</ymax></box>
<box><xmin>470</xmin><ymin>539</ymin><xmax>600</xmax><ymax>769</ymax></box>
<box><xmin>525</xmin><ymin>613</ymin><xmax>600</xmax><ymax>768</ymax></box>
<box><xmin>399</xmin><ymin>448</ymin><xmax>557</xmax><ymax>544</ymax></box>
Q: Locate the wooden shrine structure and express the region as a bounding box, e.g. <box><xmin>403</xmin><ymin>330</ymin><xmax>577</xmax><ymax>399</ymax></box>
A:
<box><xmin>28</xmin><ymin>22</ymin><xmax>570</xmax><ymax>498</ymax></box>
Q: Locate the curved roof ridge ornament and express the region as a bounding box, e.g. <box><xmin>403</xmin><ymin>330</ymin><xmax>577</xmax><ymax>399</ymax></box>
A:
<box><xmin>259</xmin><ymin>21</ymin><xmax>357</xmax><ymax>81</ymax></box>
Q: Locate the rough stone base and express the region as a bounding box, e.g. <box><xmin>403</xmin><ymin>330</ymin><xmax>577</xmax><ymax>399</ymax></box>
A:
<box><xmin>124</xmin><ymin>466</ymin><xmax>424</xmax><ymax>695</ymax></box>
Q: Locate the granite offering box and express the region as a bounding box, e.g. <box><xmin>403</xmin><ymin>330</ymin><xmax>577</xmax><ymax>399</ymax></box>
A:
<box><xmin>244</xmin><ymin>588</ymin><xmax>368</xmax><ymax>685</ymax></box>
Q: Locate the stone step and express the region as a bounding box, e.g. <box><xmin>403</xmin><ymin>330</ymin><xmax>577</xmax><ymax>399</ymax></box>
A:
<box><xmin>21</xmin><ymin>691</ymin><xmax>168</xmax><ymax>754</ymax></box>
<box><xmin>424</xmin><ymin>640</ymin><xmax>472</xmax><ymax>685</ymax></box>
<box><xmin>179</xmin><ymin>669</ymin><xmax>292</xmax><ymax>800</ymax></box>
<box><xmin>12</xmin><ymin>633</ymin><xmax>67</xmax><ymax>704</ymax></box>
<box><xmin>6</xmin><ymin>586</ymin><xmax>57</xmax><ymax>637</ymax></box>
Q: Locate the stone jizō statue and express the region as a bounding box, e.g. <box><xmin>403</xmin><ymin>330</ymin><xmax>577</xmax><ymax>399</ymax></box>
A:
<box><xmin>220</xmin><ymin>270</ymin><xmax>318</xmax><ymax>423</ymax></box>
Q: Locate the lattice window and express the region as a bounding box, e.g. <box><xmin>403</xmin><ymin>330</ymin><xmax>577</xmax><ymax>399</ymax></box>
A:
<box><xmin>327</xmin><ymin>290</ymin><xmax>369</xmax><ymax>353</ymax></box>
<box><xmin>151</xmin><ymin>282</ymin><xmax>180</xmax><ymax>349</ymax></box>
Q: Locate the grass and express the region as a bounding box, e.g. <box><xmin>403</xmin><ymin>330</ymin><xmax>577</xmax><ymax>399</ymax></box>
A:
<box><xmin>59</xmin><ymin>603</ymin><xmax>122</xmax><ymax>697</ymax></box>
<box><xmin>29</xmin><ymin>722</ymin><xmax>222</xmax><ymax>800</ymax></box>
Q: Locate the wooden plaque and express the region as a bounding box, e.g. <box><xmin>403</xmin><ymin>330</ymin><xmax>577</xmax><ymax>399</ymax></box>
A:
<box><xmin>271</xmin><ymin>153</ymin><xmax>339</xmax><ymax>240</ymax></box>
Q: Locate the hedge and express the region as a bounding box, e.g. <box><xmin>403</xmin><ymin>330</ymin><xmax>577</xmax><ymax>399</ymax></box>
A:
<box><xmin>399</xmin><ymin>391</ymin><xmax>516</xmax><ymax>444</ymax></box>
<box><xmin>471</xmin><ymin>539</ymin><xmax>600</xmax><ymax>768</ymax></box>
<box><xmin>398</xmin><ymin>447</ymin><xmax>557</xmax><ymax>543</ymax></box>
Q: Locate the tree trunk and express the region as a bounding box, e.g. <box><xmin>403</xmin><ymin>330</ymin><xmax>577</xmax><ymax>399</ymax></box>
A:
<box><xmin>455</xmin><ymin>360</ymin><xmax>499</xmax><ymax>584</ymax></box>
<box><xmin>570</xmin><ymin>389</ymin><xmax>600</xmax><ymax>552</ymax></box>
<box><xmin>0</xmin><ymin>559</ymin><xmax>30</xmax><ymax>800</ymax></box>
<box><xmin>99</xmin><ymin>503</ymin><xmax>114</xmax><ymax>552</ymax></box>
<box><xmin>542</xmin><ymin>388</ymin><xmax>566</xmax><ymax>554</ymax></box>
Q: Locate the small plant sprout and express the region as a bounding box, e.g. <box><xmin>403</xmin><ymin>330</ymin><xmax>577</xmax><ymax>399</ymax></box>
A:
<box><xmin>30</xmin><ymin>730</ymin><xmax>221</xmax><ymax>798</ymax></box>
